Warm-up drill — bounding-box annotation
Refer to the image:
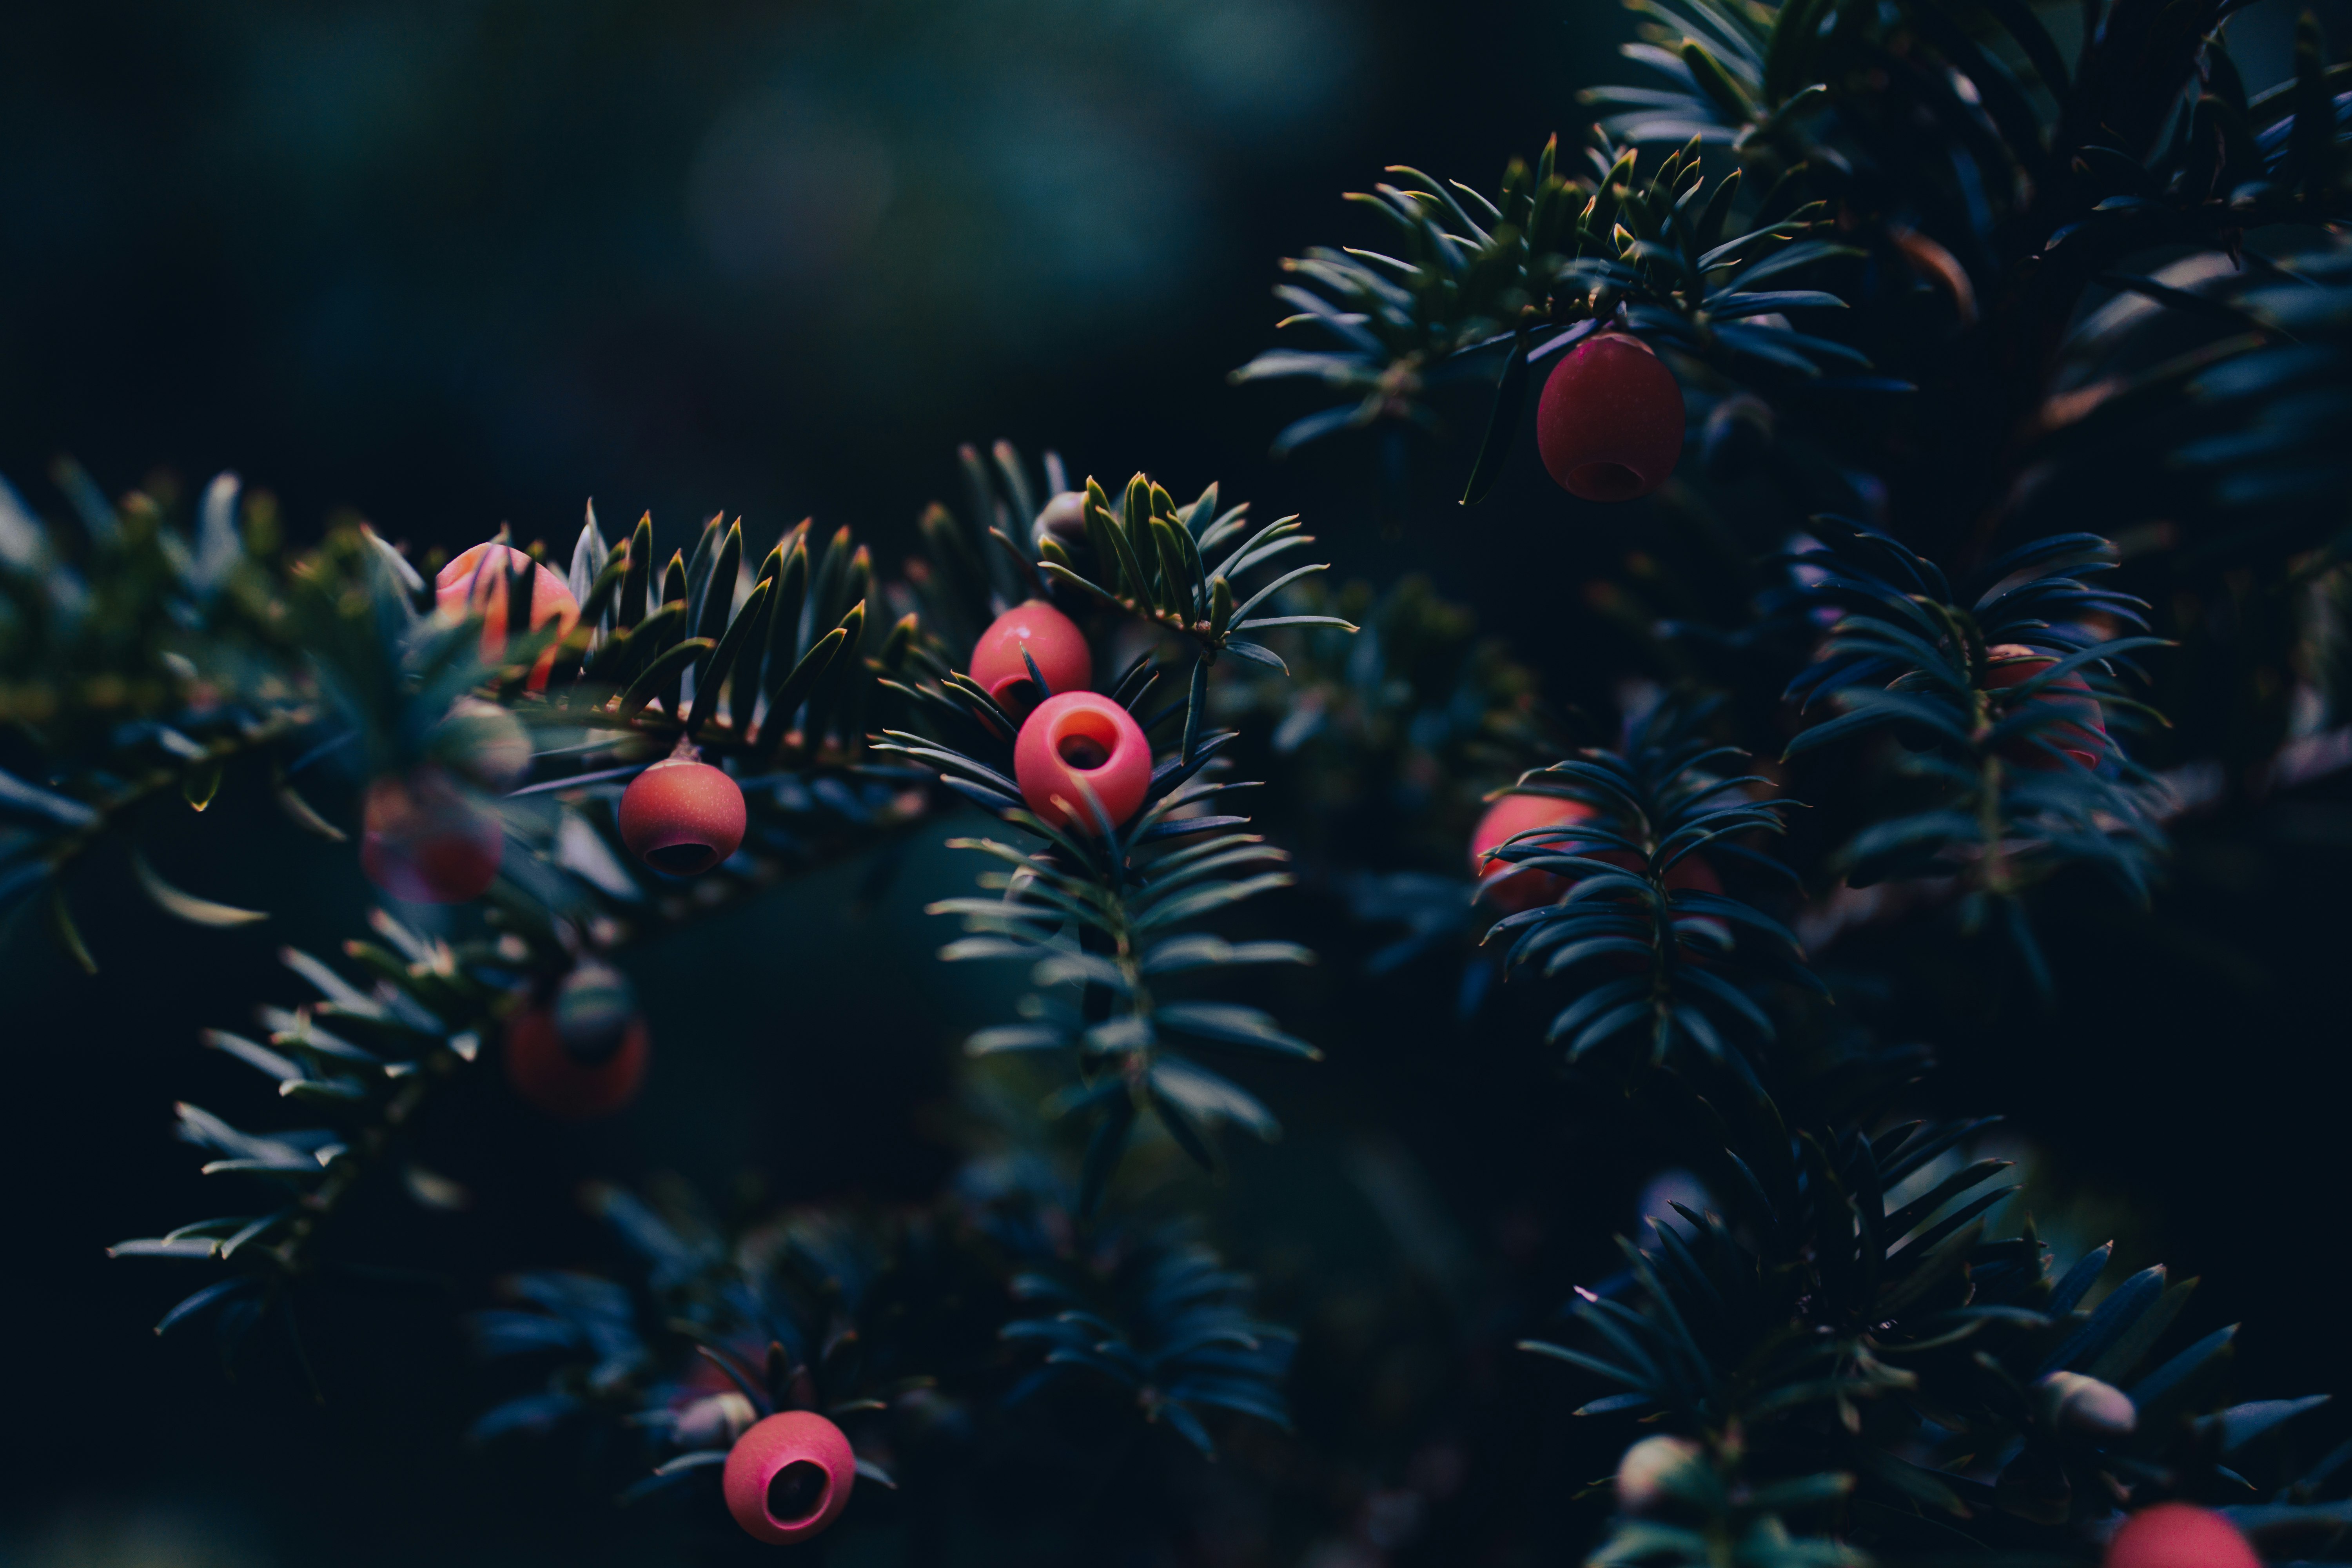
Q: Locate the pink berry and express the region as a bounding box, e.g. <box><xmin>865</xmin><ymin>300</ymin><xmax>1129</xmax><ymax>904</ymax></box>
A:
<box><xmin>618</xmin><ymin>758</ymin><xmax>746</xmax><ymax>876</ymax></box>
<box><xmin>435</xmin><ymin>543</ymin><xmax>581</xmax><ymax>691</ymax></box>
<box><xmin>1984</xmin><ymin>642</ymin><xmax>2107</xmax><ymax>770</ymax></box>
<box><xmin>1013</xmin><ymin>691</ymin><xmax>1153</xmax><ymax>832</ymax></box>
<box><xmin>969</xmin><ymin>599</ymin><xmax>1092</xmax><ymax>717</ymax></box>
<box><xmin>1535</xmin><ymin>334</ymin><xmax>1685</xmax><ymax>502</ymax></box>
<box><xmin>1470</xmin><ymin>793</ymin><xmax>1717</xmax><ymax>913</ymax></box>
<box><xmin>360</xmin><ymin>767</ymin><xmax>503</xmax><ymax>904</ymax></box>
<box><xmin>2103</xmin><ymin>1502</ymin><xmax>2259</xmax><ymax>1568</ymax></box>
<box><xmin>722</xmin><ymin>1410</ymin><xmax>857</xmax><ymax>1544</ymax></box>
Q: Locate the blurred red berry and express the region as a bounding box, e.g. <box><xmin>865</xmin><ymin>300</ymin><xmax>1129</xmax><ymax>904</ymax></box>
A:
<box><xmin>2103</xmin><ymin>1503</ymin><xmax>2259</xmax><ymax>1568</ymax></box>
<box><xmin>504</xmin><ymin>1004</ymin><xmax>648</xmax><ymax>1121</ymax></box>
<box><xmin>722</xmin><ymin>1410</ymin><xmax>857</xmax><ymax>1544</ymax></box>
<box><xmin>1013</xmin><ymin>690</ymin><xmax>1152</xmax><ymax>831</ymax></box>
<box><xmin>618</xmin><ymin>757</ymin><xmax>746</xmax><ymax>876</ymax></box>
<box><xmin>360</xmin><ymin>766</ymin><xmax>502</xmax><ymax>904</ymax></box>
<box><xmin>1535</xmin><ymin>333</ymin><xmax>1685</xmax><ymax>502</ymax></box>
<box><xmin>969</xmin><ymin>599</ymin><xmax>1092</xmax><ymax>717</ymax></box>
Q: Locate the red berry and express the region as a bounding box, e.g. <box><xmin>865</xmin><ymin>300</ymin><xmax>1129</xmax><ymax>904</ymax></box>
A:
<box><xmin>504</xmin><ymin>1005</ymin><xmax>648</xmax><ymax>1120</ymax></box>
<box><xmin>722</xmin><ymin>1410</ymin><xmax>857</xmax><ymax>1544</ymax></box>
<box><xmin>1014</xmin><ymin>691</ymin><xmax>1153</xmax><ymax>832</ymax></box>
<box><xmin>969</xmin><ymin>599</ymin><xmax>1092</xmax><ymax>717</ymax></box>
<box><xmin>436</xmin><ymin>543</ymin><xmax>581</xmax><ymax>691</ymax></box>
<box><xmin>360</xmin><ymin>767</ymin><xmax>503</xmax><ymax>904</ymax></box>
<box><xmin>1984</xmin><ymin>642</ymin><xmax>2107</xmax><ymax>770</ymax></box>
<box><xmin>618</xmin><ymin>758</ymin><xmax>746</xmax><ymax>876</ymax></box>
<box><xmin>1535</xmin><ymin>333</ymin><xmax>1686</xmax><ymax>502</ymax></box>
<box><xmin>1470</xmin><ymin>793</ymin><xmax>1718</xmax><ymax>914</ymax></box>
<box><xmin>2103</xmin><ymin>1503</ymin><xmax>2259</xmax><ymax>1568</ymax></box>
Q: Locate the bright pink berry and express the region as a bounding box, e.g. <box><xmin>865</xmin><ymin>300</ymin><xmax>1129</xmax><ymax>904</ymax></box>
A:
<box><xmin>2103</xmin><ymin>1503</ymin><xmax>2259</xmax><ymax>1568</ymax></box>
<box><xmin>1013</xmin><ymin>691</ymin><xmax>1153</xmax><ymax>832</ymax></box>
<box><xmin>722</xmin><ymin>1410</ymin><xmax>857</xmax><ymax>1544</ymax></box>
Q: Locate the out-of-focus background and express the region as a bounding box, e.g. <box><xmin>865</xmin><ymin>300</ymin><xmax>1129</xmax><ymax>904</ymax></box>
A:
<box><xmin>6</xmin><ymin>3</ymin><xmax>2351</xmax><ymax>1566</ymax></box>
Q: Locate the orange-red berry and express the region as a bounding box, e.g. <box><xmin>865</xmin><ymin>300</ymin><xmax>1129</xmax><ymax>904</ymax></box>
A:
<box><xmin>360</xmin><ymin>766</ymin><xmax>503</xmax><ymax>904</ymax></box>
<box><xmin>969</xmin><ymin>599</ymin><xmax>1092</xmax><ymax>717</ymax></box>
<box><xmin>722</xmin><ymin>1410</ymin><xmax>857</xmax><ymax>1544</ymax></box>
<box><xmin>1535</xmin><ymin>334</ymin><xmax>1685</xmax><ymax>502</ymax></box>
<box><xmin>435</xmin><ymin>542</ymin><xmax>581</xmax><ymax>691</ymax></box>
<box><xmin>2103</xmin><ymin>1503</ymin><xmax>2258</xmax><ymax>1568</ymax></box>
<box><xmin>618</xmin><ymin>758</ymin><xmax>746</xmax><ymax>876</ymax></box>
<box><xmin>1013</xmin><ymin>691</ymin><xmax>1153</xmax><ymax>832</ymax></box>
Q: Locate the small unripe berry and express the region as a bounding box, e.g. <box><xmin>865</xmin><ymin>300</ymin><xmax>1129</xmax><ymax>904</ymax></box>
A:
<box><xmin>430</xmin><ymin>697</ymin><xmax>533</xmax><ymax>792</ymax></box>
<box><xmin>436</xmin><ymin>543</ymin><xmax>581</xmax><ymax>691</ymax></box>
<box><xmin>618</xmin><ymin>757</ymin><xmax>746</xmax><ymax>876</ymax></box>
<box><xmin>504</xmin><ymin>998</ymin><xmax>648</xmax><ymax>1120</ymax></box>
<box><xmin>1984</xmin><ymin>643</ymin><xmax>2107</xmax><ymax>770</ymax></box>
<box><xmin>552</xmin><ymin>961</ymin><xmax>637</xmax><ymax>1065</ymax></box>
<box><xmin>1034</xmin><ymin>491</ymin><xmax>1090</xmax><ymax>550</ymax></box>
<box><xmin>1014</xmin><ymin>691</ymin><xmax>1152</xmax><ymax>832</ymax></box>
<box><xmin>2037</xmin><ymin>1370</ymin><xmax>2136</xmax><ymax>1437</ymax></box>
<box><xmin>1701</xmin><ymin>393</ymin><xmax>1775</xmax><ymax>483</ymax></box>
<box><xmin>723</xmin><ymin>1410</ymin><xmax>857</xmax><ymax>1544</ymax></box>
<box><xmin>674</xmin><ymin>1390</ymin><xmax>758</xmax><ymax>1450</ymax></box>
<box><xmin>1614</xmin><ymin>1434</ymin><xmax>1702</xmax><ymax>1515</ymax></box>
<box><xmin>1535</xmin><ymin>334</ymin><xmax>1685</xmax><ymax>502</ymax></box>
<box><xmin>2103</xmin><ymin>1502</ymin><xmax>2259</xmax><ymax>1568</ymax></box>
<box><xmin>1470</xmin><ymin>794</ymin><xmax>1719</xmax><ymax>914</ymax></box>
<box><xmin>360</xmin><ymin>766</ymin><xmax>503</xmax><ymax>904</ymax></box>
<box><xmin>969</xmin><ymin>599</ymin><xmax>1092</xmax><ymax>717</ymax></box>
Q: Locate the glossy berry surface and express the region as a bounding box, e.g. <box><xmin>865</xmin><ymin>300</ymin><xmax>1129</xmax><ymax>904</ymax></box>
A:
<box><xmin>435</xmin><ymin>542</ymin><xmax>581</xmax><ymax>691</ymax></box>
<box><xmin>1014</xmin><ymin>691</ymin><xmax>1152</xmax><ymax>831</ymax></box>
<box><xmin>722</xmin><ymin>1410</ymin><xmax>857</xmax><ymax>1544</ymax></box>
<box><xmin>504</xmin><ymin>1005</ymin><xmax>648</xmax><ymax>1120</ymax></box>
<box><xmin>2103</xmin><ymin>1503</ymin><xmax>2259</xmax><ymax>1568</ymax></box>
<box><xmin>618</xmin><ymin>758</ymin><xmax>746</xmax><ymax>876</ymax></box>
<box><xmin>969</xmin><ymin>599</ymin><xmax>1092</xmax><ymax>716</ymax></box>
<box><xmin>359</xmin><ymin>767</ymin><xmax>503</xmax><ymax>904</ymax></box>
<box><xmin>1984</xmin><ymin>642</ymin><xmax>2107</xmax><ymax>769</ymax></box>
<box><xmin>1534</xmin><ymin>333</ymin><xmax>1686</xmax><ymax>502</ymax></box>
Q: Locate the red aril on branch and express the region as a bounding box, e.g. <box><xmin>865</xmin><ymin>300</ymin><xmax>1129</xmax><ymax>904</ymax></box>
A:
<box><xmin>360</xmin><ymin>766</ymin><xmax>503</xmax><ymax>904</ymax></box>
<box><xmin>618</xmin><ymin>754</ymin><xmax>746</xmax><ymax>876</ymax></box>
<box><xmin>2102</xmin><ymin>1503</ymin><xmax>2258</xmax><ymax>1568</ymax></box>
<box><xmin>435</xmin><ymin>542</ymin><xmax>581</xmax><ymax>691</ymax></box>
<box><xmin>969</xmin><ymin>599</ymin><xmax>1091</xmax><ymax>717</ymax></box>
<box><xmin>1471</xmin><ymin>793</ymin><xmax>1719</xmax><ymax>914</ymax></box>
<box><xmin>1534</xmin><ymin>333</ymin><xmax>1686</xmax><ymax>502</ymax></box>
<box><xmin>723</xmin><ymin>1410</ymin><xmax>858</xmax><ymax>1544</ymax></box>
<box><xmin>1984</xmin><ymin>642</ymin><xmax>2107</xmax><ymax>769</ymax></box>
<box><xmin>1013</xmin><ymin>691</ymin><xmax>1152</xmax><ymax>831</ymax></box>
<box><xmin>503</xmin><ymin>964</ymin><xmax>649</xmax><ymax>1121</ymax></box>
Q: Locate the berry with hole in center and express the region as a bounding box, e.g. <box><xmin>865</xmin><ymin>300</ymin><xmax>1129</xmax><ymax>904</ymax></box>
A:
<box><xmin>969</xmin><ymin>599</ymin><xmax>1091</xmax><ymax>717</ymax></box>
<box><xmin>360</xmin><ymin>766</ymin><xmax>503</xmax><ymax>904</ymax></box>
<box><xmin>723</xmin><ymin>1410</ymin><xmax>857</xmax><ymax>1545</ymax></box>
<box><xmin>1535</xmin><ymin>333</ymin><xmax>1686</xmax><ymax>502</ymax></box>
<box><xmin>1984</xmin><ymin>642</ymin><xmax>2107</xmax><ymax>770</ymax></box>
<box><xmin>2102</xmin><ymin>1503</ymin><xmax>2258</xmax><ymax>1568</ymax></box>
<box><xmin>618</xmin><ymin>757</ymin><xmax>746</xmax><ymax>876</ymax></box>
<box><xmin>1013</xmin><ymin>691</ymin><xmax>1152</xmax><ymax>832</ymax></box>
<box><xmin>435</xmin><ymin>543</ymin><xmax>580</xmax><ymax>691</ymax></box>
